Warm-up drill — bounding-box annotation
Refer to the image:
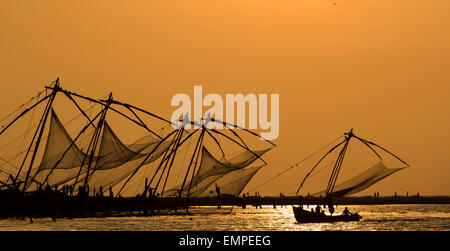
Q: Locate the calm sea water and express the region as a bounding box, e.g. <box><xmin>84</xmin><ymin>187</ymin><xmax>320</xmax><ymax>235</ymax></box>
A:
<box><xmin>0</xmin><ymin>204</ymin><xmax>448</xmax><ymax>231</ymax></box>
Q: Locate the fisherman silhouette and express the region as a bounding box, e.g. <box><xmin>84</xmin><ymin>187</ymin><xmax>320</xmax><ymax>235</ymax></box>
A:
<box><xmin>343</xmin><ymin>207</ymin><xmax>351</xmax><ymax>216</ymax></box>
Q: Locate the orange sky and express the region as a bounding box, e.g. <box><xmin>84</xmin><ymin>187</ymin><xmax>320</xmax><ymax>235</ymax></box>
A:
<box><xmin>1</xmin><ymin>0</ymin><xmax>449</xmax><ymax>195</ymax></box>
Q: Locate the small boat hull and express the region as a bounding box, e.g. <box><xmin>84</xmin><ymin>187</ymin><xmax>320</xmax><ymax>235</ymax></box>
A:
<box><xmin>293</xmin><ymin>206</ymin><xmax>361</xmax><ymax>223</ymax></box>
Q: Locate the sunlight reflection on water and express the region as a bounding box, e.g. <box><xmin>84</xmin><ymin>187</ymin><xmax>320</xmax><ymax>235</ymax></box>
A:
<box><xmin>0</xmin><ymin>204</ymin><xmax>448</xmax><ymax>231</ymax></box>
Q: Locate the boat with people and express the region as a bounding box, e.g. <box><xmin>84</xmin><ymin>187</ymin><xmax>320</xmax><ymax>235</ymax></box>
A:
<box><xmin>292</xmin><ymin>205</ymin><xmax>361</xmax><ymax>223</ymax></box>
<box><xmin>292</xmin><ymin>129</ymin><xmax>409</xmax><ymax>224</ymax></box>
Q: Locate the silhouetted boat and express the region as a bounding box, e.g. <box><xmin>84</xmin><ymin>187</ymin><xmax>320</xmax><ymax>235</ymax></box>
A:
<box><xmin>292</xmin><ymin>129</ymin><xmax>409</xmax><ymax>224</ymax></box>
<box><xmin>293</xmin><ymin>206</ymin><xmax>361</xmax><ymax>223</ymax></box>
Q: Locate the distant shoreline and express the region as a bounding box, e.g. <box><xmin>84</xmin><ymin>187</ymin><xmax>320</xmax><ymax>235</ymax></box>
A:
<box><xmin>297</xmin><ymin>195</ymin><xmax>450</xmax><ymax>205</ymax></box>
<box><xmin>186</xmin><ymin>195</ymin><xmax>450</xmax><ymax>207</ymax></box>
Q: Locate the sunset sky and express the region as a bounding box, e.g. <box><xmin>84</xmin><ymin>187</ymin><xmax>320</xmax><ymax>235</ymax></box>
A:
<box><xmin>1</xmin><ymin>0</ymin><xmax>449</xmax><ymax>196</ymax></box>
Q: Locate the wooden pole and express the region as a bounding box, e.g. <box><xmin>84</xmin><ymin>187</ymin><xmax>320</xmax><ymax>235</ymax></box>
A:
<box><xmin>295</xmin><ymin>139</ymin><xmax>347</xmax><ymax>196</ymax></box>
<box><xmin>153</xmin><ymin>128</ymin><xmax>183</xmax><ymax>195</ymax></box>
<box><xmin>159</xmin><ymin>127</ymin><xmax>185</xmax><ymax>197</ymax></box>
<box><xmin>186</xmin><ymin>128</ymin><xmax>206</xmax><ymax>197</ymax></box>
<box><xmin>21</xmin><ymin>78</ymin><xmax>60</xmax><ymax>191</ymax></box>
<box><xmin>72</xmin><ymin>105</ymin><xmax>109</xmax><ymax>190</ymax></box>
<box><xmin>83</xmin><ymin>93</ymin><xmax>113</xmax><ymax>188</ymax></box>
<box><xmin>325</xmin><ymin>137</ymin><xmax>350</xmax><ymax>196</ymax></box>
<box><xmin>115</xmin><ymin>130</ymin><xmax>176</xmax><ymax>197</ymax></box>
<box><xmin>178</xmin><ymin>128</ymin><xmax>205</xmax><ymax>198</ymax></box>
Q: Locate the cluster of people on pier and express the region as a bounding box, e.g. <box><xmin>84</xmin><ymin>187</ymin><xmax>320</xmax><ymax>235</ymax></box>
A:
<box><xmin>34</xmin><ymin>184</ymin><xmax>116</xmax><ymax>199</ymax></box>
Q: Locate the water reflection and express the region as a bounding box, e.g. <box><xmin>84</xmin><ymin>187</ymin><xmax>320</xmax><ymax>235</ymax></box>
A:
<box><xmin>0</xmin><ymin>204</ymin><xmax>448</xmax><ymax>231</ymax></box>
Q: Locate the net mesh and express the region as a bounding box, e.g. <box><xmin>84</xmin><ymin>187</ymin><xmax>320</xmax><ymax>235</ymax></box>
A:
<box><xmin>202</xmin><ymin>165</ymin><xmax>264</xmax><ymax>197</ymax></box>
<box><xmin>191</xmin><ymin>147</ymin><xmax>270</xmax><ymax>188</ymax></box>
<box><xmin>313</xmin><ymin>161</ymin><xmax>405</xmax><ymax>197</ymax></box>
<box><xmin>166</xmin><ymin>146</ymin><xmax>269</xmax><ymax>197</ymax></box>
<box><xmin>28</xmin><ymin>110</ymin><xmax>171</xmax><ymax>192</ymax></box>
<box><xmin>30</xmin><ymin>110</ymin><xmax>91</xmax><ymax>187</ymax></box>
<box><xmin>80</xmin><ymin>121</ymin><xmax>171</xmax><ymax>191</ymax></box>
<box><xmin>9</xmin><ymin>109</ymin><xmax>270</xmax><ymax>197</ymax></box>
<box><xmin>38</xmin><ymin>110</ymin><xmax>89</xmax><ymax>171</ymax></box>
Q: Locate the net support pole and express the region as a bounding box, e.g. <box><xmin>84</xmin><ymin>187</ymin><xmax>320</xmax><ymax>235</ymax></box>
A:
<box><xmin>148</xmin><ymin>130</ymin><xmax>180</xmax><ymax>188</ymax></box>
<box><xmin>210</xmin><ymin>118</ymin><xmax>276</xmax><ymax>147</ymax></box>
<box><xmin>159</xmin><ymin>127</ymin><xmax>185</xmax><ymax>197</ymax></box>
<box><xmin>153</xmin><ymin>128</ymin><xmax>183</xmax><ymax>195</ymax></box>
<box><xmin>325</xmin><ymin>136</ymin><xmax>350</xmax><ymax>196</ymax></box>
<box><xmin>64</xmin><ymin>92</ymin><xmax>96</xmax><ymax>129</ymax></box>
<box><xmin>295</xmin><ymin>138</ymin><xmax>348</xmax><ymax>196</ymax></box>
<box><xmin>204</xmin><ymin>129</ymin><xmax>225</xmax><ymax>156</ymax></box>
<box><xmin>45</xmin><ymin>87</ymin><xmax>166</xmax><ymax>139</ymax></box>
<box><xmin>83</xmin><ymin>93</ymin><xmax>113</xmax><ymax>189</ymax></box>
<box><xmin>187</xmin><ymin>128</ymin><xmax>206</xmax><ymax>197</ymax></box>
<box><xmin>72</xmin><ymin>104</ymin><xmax>110</xmax><ymax>191</ymax></box>
<box><xmin>125</xmin><ymin>106</ymin><xmax>162</xmax><ymax>140</ymax></box>
<box><xmin>178</xmin><ymin>128</ymin><xmax>205</xmax><ymax>198</ymax></box>
<box><xmin>356</xmin><ymin>136</ymin><xmax>409</xmax><ymax>167</ymax></box>
<box><xmin>22</xmin><ymin>78</ymin><xmax>60</xmax><ymax>192</ymax></box>
<box><xmin>209</xmin><ymin>128</ymin><xmax>268</xmax><ymax>165</ymax></box>
<box><xmin>115</xmin><ymin>128</ymin><xmax>190</xmax><ymax>197</ymax></box>
<box><xmin>13</xmin><ymin>97</ymin><xmax>52</xmax><ymax>183</ymax></box>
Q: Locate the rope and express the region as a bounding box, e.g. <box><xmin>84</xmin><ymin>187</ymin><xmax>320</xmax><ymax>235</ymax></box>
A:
<box><xmin>0</xmin><ymin>97</ymin><xmax>101</xmax><ymax>152</ymax></box>
<box><xmin>174</xmin><ymin>129</ymin><xmax>194</xmax><ymax>188</ymax></box>
<box><xmin>14</xmin><ymin>99</ymin><xmax>37</xmax><ymax>167</ymax></box>
<box><xmin>279</xmin><ymin>158</ymin><xmax>336</xmax><ymax>195</ymax></box>
<box><xmin>0</xmin><ymin>94</ymin><xmax>105</xmax><ymax>185</ymax></box>
<box><xmin>0</xmin><ymin>89</ymin><xmax>45</xmax><ymax>126</ymax></box>
<box><xmin>132</xmin><ymin>126</ymin><xmax>168</xmax><ymax>194</ymax></box>
<box><xmin>245</xmin><ymin>134</ymin><xmax>344</xmax><ymax>193</ymax></box>
<box><xmin>121</xmin><ymin>126</ymin><xmax>180</xmax><ymax>195</ymax></box>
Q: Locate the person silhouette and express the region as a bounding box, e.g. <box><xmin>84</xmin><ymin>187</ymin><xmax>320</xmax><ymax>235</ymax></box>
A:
<box><xmin>343</xmin><ymin>207</ymin><xmax>351</xmax><ymax>216</ymax></box>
